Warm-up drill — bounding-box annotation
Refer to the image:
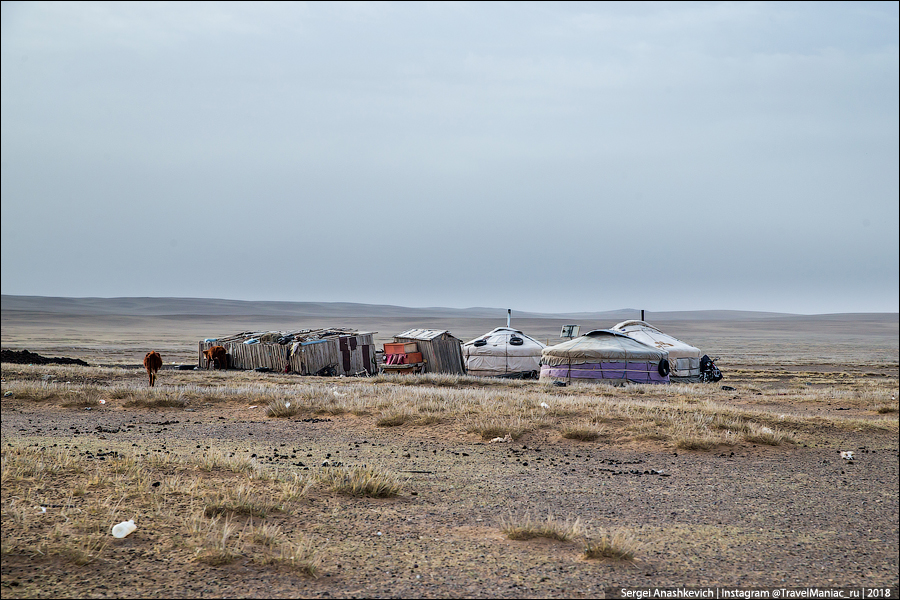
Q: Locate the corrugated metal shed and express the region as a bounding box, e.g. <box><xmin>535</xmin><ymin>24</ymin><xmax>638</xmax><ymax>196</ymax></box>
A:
<box><xmin>392</xmin><ymin>329</ymin><xmax>465</xmax><ymax>375</ymax></box>
<box><xmin>199</xmin><ymin>328</ymin><xmax>376</xmax><ymax>376</ymax></box>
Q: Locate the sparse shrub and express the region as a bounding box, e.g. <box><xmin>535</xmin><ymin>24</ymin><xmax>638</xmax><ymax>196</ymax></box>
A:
<box><xmin>61</xmin><ymin>389</ymin><xmax>101</xmax><ymax>407</ymax></box>
<box><xmin>674</xmin><ymin>435</ymin><xmax>718</xmax><ymax>451</ymax></box>
<box><xmin>274</xmin><ymin>539</ymin><xmax>321</xmax><ymax>577</ymax></box>
<box><xmin>376</xmin><ymin>407</ymin><xmax>415</xmax><ymax>427</ymax></box>
<box><xmin>743</xmin><ymin>424</ymin><xmax>794</xmax><ymax>446</ymax></box>
<box><xmin>500</xmin><ymin>512</ymin><xmax>581</xmax><ymax>542</ymax></box>
<box><xmin>196</xmin><ymin>450</ymin><xmax>256</xmax><ymax>474</ymax></box>
<box><xmin>204</xmin><ymin>482</ymin><xmax>278</xmax><ymax>518</ymax></box>
<box><xmin>466</xmin><ymin>416</ymin><xmax>531</xmax><ymax>441</ymax></box>
<box><xmin>124</xmin><ymin>390</ymin><xmax>188</xmax><ymax>408</ymax></box>
<box><xmin>583</xmin><ymin>528</ymin><xmax>639</xmax><ymax>561</ymax></box>
<box><xmin>195</xmin><ymin>518</ymin><xmax>244</xmax><ymax>565</ymax></box>
<box><xmin>415</xmin><ymin>414</ymin><xmax>443</xmax><ymax>425</ymax></box>
<box><xmin>561</xmin><ymin>424</ymin><xmax>603</xmax><ymax>441</ymax></box>
<box><xmin>318</xmin><ymin>466</ymin><xmax>404</xmax><ymax>498</ymax></box>
<box><xmin>266</xmin><ymin>397</ymin><xmax>303</xmax><ymax>418</ymax></box>
<box><xmin>277</xmin><ymin>472</ymin><xmax>312</xmax><ymax>502</ymax></box>
<box><xmin>250</xmin><ymin>521</ymin><xmax>283</xmax><ymax>547</ymax></box>
<box><xmin>54</xmin><ymin>534</ymin><xmax>108</xmax><ymax>565</ymax></box>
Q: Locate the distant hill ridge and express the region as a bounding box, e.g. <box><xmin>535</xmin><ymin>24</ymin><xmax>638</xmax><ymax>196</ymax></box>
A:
<box><xmin>3</xmin><ymin>295</ymin><xmax>894</xmax><ymax>322</ymax></box>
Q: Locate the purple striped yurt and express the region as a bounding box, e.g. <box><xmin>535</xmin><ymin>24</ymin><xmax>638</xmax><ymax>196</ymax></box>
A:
<box><xmin>540</xmin><ymin>329</ymin><xmax>670</xmax><ymax>384</ymax></box>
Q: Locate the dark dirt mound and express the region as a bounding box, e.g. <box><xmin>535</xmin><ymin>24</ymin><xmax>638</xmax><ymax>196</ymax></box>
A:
<box><xmin>0</xmin><ymin>349</ymin><xmax>89</xmax><ymax>366</ymax></box>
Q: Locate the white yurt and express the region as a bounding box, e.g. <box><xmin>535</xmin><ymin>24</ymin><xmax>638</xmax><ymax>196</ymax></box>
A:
<box><xmin>611</xmin><ymin>320</ymin><xmax>702</xmax><ymax>382</ymax></box>
<box><xmin>540</xmin><ymin>329</ymin><xmax>670</xmax><ymax>384</ymax></box>
<box><xmin>463</xmin><ymin>327</ymin><xmax>546</xmax><ymax>378</ymax></box>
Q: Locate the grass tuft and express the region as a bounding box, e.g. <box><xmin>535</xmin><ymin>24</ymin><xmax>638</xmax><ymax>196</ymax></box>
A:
<box><xmin>266</xmin><ymin>398</ymin><xmax>303</xmax><ymax>418</ymax></box>
<box><xmin>466</xmin><ymin>416</ymin><xmax>532</xmax><ymax>441</ymax></box>
<box><xmin>582</xmin><ymin>528</ymin><xmax>639</xmax><ymax>561</ymax></box>
<box><xmin>376</xmin><ymin>407</ymin><xmax>416</xmax><ymax>427</ymax></box>
<box><xmin>499</xmin><ymin>513</ymin><xmax>581</xmax><ymax>542</ymax></box>
<box><xmin>318</xmin><ymin>466</ymin><xmax>404</xmax><ymax>498</ymax></box>
<box><xmin>743</xmin><ymin>424</ymin><xmax>794</xmax><ymax>446</ymax></box>
<box><xmin>204</xmin><ymin>482</ymin><xmax>279</xmax><ymax>518</ymax></box>
<box><xmin>561</xmin><ymin>424</ymin><xmax>603</xmax><ymax>441</ymax></box>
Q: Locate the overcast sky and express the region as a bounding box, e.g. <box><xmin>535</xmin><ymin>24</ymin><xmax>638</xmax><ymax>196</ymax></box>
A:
<box><xmin>2</xmin><ymin>2</ymin><xmax>897</xmax><ymax>314</ymax></box>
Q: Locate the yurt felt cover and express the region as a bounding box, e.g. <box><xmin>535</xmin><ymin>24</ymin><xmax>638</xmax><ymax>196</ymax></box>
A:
<box><xmin>463</xmin><ymin>327</ymin><xmax>545</xmax><ymax>376</ymax></box>
<box><xmin>611</xmin><ymin>320</ymin><xmax>701</xmax><ymax>379</ymax></box>
<box><xmin>540</xmin><ymin>329</ymin><xmax>669</xmax><ymax>384</ymax></box>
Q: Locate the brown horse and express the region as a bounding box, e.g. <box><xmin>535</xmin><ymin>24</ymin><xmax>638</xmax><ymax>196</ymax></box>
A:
<box><xmin>203</xmin><ymin>345</ymin><xmax>227</xmax><ymax>370</ymax></box>
<box><xmin>143</xmin><ymin>351</ymin><xmax>162</xmax><ymax>387</ymax></box>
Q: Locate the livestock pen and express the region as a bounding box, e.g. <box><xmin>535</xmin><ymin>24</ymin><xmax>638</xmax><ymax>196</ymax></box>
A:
<box><xmin>198</xmin><ymin>329</ymin><xmax>377</xmax><ymax>376</ymax></box>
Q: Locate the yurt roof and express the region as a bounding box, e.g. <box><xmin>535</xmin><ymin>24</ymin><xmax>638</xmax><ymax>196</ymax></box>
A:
<box><xmin>464</xmin><ymin>327</ymin><xmax>545</xmax><ymax>348</ymax></box>
<box><xmin>542</xmin><ymin>329</ymin><xmax>666</xmax><ymax>365</ymax></box>
<box><xmin>610</xmin><ymin>320</ymin><xmax>700</xmax><ymax>356</ymax></box>
<box><xmin>463</xmin><ymin>327</ymin><xmax>545</xmax><ymax>358</ymax></box>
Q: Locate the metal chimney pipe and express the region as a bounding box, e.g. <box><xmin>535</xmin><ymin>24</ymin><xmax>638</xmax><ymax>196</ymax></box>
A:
<box><xmin>641</xmin><ymin>309</ymin><xmax>645</xmax><ymax>321</ymax></box>
<box><xmin>507</xmin><ymin>309</ymin><xmax>511</xmax><ymax>328</ymax></box>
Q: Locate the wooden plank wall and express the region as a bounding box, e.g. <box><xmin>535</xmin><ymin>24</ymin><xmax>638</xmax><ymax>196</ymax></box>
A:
<box><xmin>393</xmin><ymin>334</ymin><xmax>466</xmax><ymax>375</ymax></box>
<box><xmin>199</xmin><ymin>334</ymin><xmax>376</xmax><ymax>376</ymax></box>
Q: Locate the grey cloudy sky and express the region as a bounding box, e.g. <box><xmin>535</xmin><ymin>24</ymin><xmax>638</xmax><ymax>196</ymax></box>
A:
<box><xmin>2</xmin><ymin>1</ymin><xmax>897</xmax><ymax>314</ymax></box>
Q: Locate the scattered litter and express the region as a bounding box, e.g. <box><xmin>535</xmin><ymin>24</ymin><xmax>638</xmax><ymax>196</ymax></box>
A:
<box><xmin>84</xmin><ymin>407</ymin><xmax>92</xmax><ymax>411</ymax></box>
<box><xmin>540</xmin><ymin>402</ymin><xmax>550</xmax><ymax>409</ymax></box>
<box><xmin>38</xmin><ymin>506</ymin><xmax>47</xmax><ymax>514</ymax></box>
<box><xmin>284</xmin><ymin>402</ymin><xmax>291</xmax><ymax>409</ymax></box>
<box><xmin>840</xmin><ymin>451</ymin><xmax>855</xmax><ymax>461</ymax></box>
<box><xmin>111</xmin><ymin>520</ymin><xmax>136</xmax><ymax>538</ymax></box>
<box><xmin>249</xmin><ymin>405</ymin><xmax>258</xmax><ymax>409</ymax></box>
<box><xmin>552</xmin><ymin>381</ymin><xmax>567</xmax><ymax>387</ymax></box>
<box><xmin>721</xmin><ymin>385</ymin><xmax>736</xmax><ymax>391</ymax></box>
<box><xmin>376</xmin><ymin>531</ymin><xmax>382</xmax><ymax>536</ymax></box>
<box><xmin>3</xmin><ymin>391</ymin><xmax>12</xmax><ymax>397</ymax></box>
<box><xmin>99</xmin><ymin>399</ymin><xmax>106</xmax><ymax>404</ymax></box>
<box><xmin>490</xmin><ymin>434</ymin><xmax>512</xmax><ymax>444</ymax></box>
<box><xmin>243</xmin><ymin>338</ymin><xmax>260</xmax><ymax>345</ymax></box>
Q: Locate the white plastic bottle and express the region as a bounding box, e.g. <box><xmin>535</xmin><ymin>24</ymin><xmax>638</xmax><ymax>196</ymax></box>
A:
<box><xmin>112</xmin><ymin>520</ymin><xmax>136</xmax><ymax>538</ymax></box>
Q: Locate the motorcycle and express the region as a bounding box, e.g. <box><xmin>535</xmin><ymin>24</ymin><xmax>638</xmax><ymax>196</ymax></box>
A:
<box><xmin>699</xmin><ymin>355</ymin><xmax>723</xmax><ymax>383</ymax></box>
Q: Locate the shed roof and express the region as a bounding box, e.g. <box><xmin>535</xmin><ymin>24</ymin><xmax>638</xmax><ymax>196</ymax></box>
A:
<box><xmin>207</xmin><ymin>328</ymin><xmax>373</xmax><ymax>344</ymax></box>
<box><xmin>395</xmin><ymin>328</ymin><xmax>461</xmax><ymax>341</ymax></box>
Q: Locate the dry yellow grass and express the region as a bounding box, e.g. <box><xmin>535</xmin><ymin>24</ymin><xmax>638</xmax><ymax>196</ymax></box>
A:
<box><xmin>0</xmin><ymin>442</ymin><xmax>322</xmax><ymax>575</ymax></box>
<box><xmin>500</xmin><ymin>512</ymin><xmax>582</xmax><ymax>542</ymax></box>
<box><xmin>582</xmin><ymin>528</ymin><xmax>640</xmax><ymax>561</ymax></box>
